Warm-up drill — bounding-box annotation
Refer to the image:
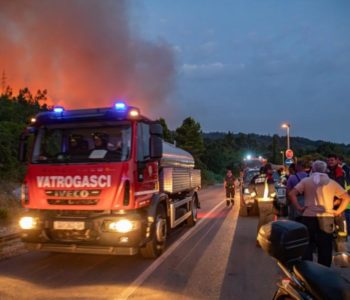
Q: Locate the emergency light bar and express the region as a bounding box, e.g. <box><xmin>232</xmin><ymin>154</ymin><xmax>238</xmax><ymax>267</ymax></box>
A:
<box><xmin>114</xmin><ymin>101</ymin><xmax>127</xmax><ymax>111</ymax></box>
<box><xmin>113</xmin><ymin>101</ymin><xmax>140</xmax><ymax>118</ymax></box>
<box><xmin>32</xmin><ymin>102</ymin><xmax>143</xmax><ymax>126</ymax></box>
<box><xmin>53</xmin><ymin>106</ymin><xmax>64</xmax><ymax>113</ymax></box>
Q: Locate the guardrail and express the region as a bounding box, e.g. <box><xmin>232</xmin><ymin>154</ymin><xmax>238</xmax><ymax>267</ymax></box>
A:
<box><xmin>0</xmin><ymin>232</ymin><xmax>20</xmax><ymax>244</ymax></box>
<box><xmin>0</xmin><ymin>232</ymin><xmax>25</xmax><ymax>259</ymax></box>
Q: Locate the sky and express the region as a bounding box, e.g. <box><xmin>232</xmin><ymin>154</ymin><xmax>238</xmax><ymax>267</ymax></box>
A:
<box><xmin>0</xmin><ymin>1</ymin><xmax>349</xmax><ymax>143</ymax></box>
<box><xmin>132</xmin><ymin>0</ymin><xmax>350</xmax><ymax>143</ymax></box>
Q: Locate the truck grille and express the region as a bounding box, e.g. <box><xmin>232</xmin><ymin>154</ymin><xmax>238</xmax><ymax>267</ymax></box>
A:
<box><xmin>47</xmin><ymin>199</ymin><xmax>99</xmax><ymax>205</ymax></box>
<box><xmin>50</xmin><ymin>229</ymin><xmax>98</xmax><ymax>242</ymax></box>
<box><xmin>45</xmin><ymin>190</ymin><xmax>101</xmax><ymax>197</ymax></box>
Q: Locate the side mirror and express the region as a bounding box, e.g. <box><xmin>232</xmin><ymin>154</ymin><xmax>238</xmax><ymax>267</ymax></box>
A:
<box><xmin>150</xmin><ymin>136</ymin><xmax>163</xmax><ymax>159</ymax></box>
<box><xmin>150</xmin><ymin>123</ymin><xmax>163</xmax><ymax>137</ymax></box>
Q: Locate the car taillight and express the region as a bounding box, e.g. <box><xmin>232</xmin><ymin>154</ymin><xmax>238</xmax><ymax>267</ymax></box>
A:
<box><xmin>21</xmin><ymin>183</ymin><xmax>29</xmax><ymax>205</ymax></box>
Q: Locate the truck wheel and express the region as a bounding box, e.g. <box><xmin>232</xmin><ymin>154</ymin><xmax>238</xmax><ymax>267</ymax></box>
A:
<box><xmin>140</xmin><ymin>205</ymin><xmax>167</xmax><ymax>259</ymax></box>
<box><xmin>186</xmin><ymin>195</ymin><xmax>198</xmax><ymax>227</ymax></box>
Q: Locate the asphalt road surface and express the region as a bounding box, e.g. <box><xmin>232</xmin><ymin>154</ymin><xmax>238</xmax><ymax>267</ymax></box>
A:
<box><xmin>0</xmin><ymin>186</ymin><xmax>281</xmax><ymax>300</ymax></box>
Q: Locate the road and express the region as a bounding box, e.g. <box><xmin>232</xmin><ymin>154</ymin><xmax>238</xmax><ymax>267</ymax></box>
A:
<box><xmin>0</xmin><ymin>186</ymin><xmax>280</xmax><ymax>300</ymax></box>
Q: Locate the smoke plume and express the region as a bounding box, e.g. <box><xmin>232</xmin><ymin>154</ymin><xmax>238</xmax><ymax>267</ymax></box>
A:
<box><xmin>0</xmin><ymin>0</ymin><xmax>175</xmax><ymax>117</ymax></box>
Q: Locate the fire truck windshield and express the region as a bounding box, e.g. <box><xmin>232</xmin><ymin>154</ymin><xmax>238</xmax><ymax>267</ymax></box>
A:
<box><xmin>31</xmin><ymin>123</ymin><xmax>132</xmax><ymax>164</ymax></box>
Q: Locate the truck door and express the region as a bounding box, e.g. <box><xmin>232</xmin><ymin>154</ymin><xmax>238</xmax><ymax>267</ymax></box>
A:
<box><xmin>135</xmin><ymin>122</ymin><xmax>159</xmax><ymax>198</ymax></box>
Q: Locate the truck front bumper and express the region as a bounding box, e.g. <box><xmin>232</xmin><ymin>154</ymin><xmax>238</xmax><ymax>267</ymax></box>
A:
<box><xmin>25</xmin><ymin>242</ymin><xmax>138</xmax><ymax>255</ymax></box>
<box><xmin>19</xmin><ymin>210</ymin><xmax>152</xmax><ymax>255</ymax></box>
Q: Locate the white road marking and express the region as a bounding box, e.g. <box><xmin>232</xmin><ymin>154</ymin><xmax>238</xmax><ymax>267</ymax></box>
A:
<box><xmin>117</xmin><ymin>199</ymin><xmax>226</xmax><ymax>300</ymax></box>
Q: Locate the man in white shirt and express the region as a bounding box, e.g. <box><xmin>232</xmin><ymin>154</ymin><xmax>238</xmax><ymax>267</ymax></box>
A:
<box><xmin>289</xmin><ymin>160</ymin><xmax>350</xmax><ymax>267</ymax></box>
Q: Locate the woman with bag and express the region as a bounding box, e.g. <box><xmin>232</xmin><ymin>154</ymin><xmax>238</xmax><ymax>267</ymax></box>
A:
<box><xmin>288</xmin><ymin>160</ymin><xmax>350</xmax><ymax>267</ymax></box>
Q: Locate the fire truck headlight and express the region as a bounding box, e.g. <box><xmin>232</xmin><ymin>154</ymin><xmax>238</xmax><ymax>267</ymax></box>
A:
<box><xmin>19</xmin><ymin>216</ymin><xmax>37</xmax><ymax>230</ymax></box>
<box><xmin>109</xmin><ymin>220</ymin><xmax>134</xmax><ymax>233</ymax></box>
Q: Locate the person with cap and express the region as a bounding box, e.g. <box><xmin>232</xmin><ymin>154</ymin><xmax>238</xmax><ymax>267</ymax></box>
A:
<box><xmin>224</xmin><ymin>169</ymin><xmax>235</xmax><ymax>207</ymax></box>
<box><xmin>289</xmin><ymin>160</ymin><xmax>350</xmax><ymax>267</ymax></box>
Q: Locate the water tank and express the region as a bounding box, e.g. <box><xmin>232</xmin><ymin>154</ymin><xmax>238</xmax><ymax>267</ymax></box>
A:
<box><xmin>160</xmin><ymin>142</ymin><xmax>195</xmax><ymax>169</ymax></box>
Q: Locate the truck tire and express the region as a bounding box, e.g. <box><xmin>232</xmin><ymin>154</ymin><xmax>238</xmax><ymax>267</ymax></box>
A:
<box><xmin>140</xmin><ymin>205</ymin><xmax>167</xmax><ymax>259</ymax></box>
<box><xmin>186</xmin><ymin>195</ymin><xmax>198</xmax><ymax>227</ymax></box>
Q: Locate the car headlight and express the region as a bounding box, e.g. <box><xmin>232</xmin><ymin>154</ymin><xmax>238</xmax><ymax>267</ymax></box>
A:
<box><xmin>250</xmin><ymin>192</ymin><xmax>257</xmax><ymax>197</ymax></box>
<box><xmin>244</xmin><ymin>188</ymin><xmax>250</xmax><ymax>194</ymax></box>
<box><xmin>108</xmin><ymin>220</ymin><xmax>134</xmax><ymax>233</ymax></box>
<box><xmin>19</xmin><ymin>216</ymin><xmax>37</xmax><ymax>230</ymax></box>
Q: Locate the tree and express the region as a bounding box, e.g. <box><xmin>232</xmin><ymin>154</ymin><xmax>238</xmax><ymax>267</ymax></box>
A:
<box><xmin>269</xmin><ymin>134</ymin><xmax>280</xmax><ymax>164</ymax></box>
<box><xmin>0</xmin><ymin>86</ymin><xmax>48</xmax><ymax>180</ymax></box>
<box><xmin>158</xmin><ymin>117</ymin><xmax>173</xmax><ymax>143</ymax></box>
<box><xmin>175</xmin><ymin>117</ymin><xmax>205</xmax><ymax>163</ymax></box>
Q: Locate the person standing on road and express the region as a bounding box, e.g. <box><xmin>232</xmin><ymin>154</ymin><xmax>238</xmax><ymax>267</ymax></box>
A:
<box><xmin>286</xmin><ymin>161</ymin><xmax>308</xmax><ymax>221</ymax></box>
<box><xmin>224</xmin><ymin>169</ymin><xmax>235</xmax><ymax>207</ymax></box>
<box><xmin>289</xmin><ymin>160</ymin><xmax>350</xmax><ymax>267</ymax></box>
<box><xmin>338</xmin><ymin>155</ymin><xmax>350</xmax><ymax>235</ymax></box>
<box><xmin>327</xmin><ymin>154</ymin><xmax>348</xmax><ymax>252</ymax></box>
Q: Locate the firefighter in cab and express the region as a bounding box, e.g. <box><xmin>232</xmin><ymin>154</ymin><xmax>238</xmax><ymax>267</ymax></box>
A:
<box><xmin>224</xmin><ymin>169</ymin><xmax>235</xmax><ymax>207</ymax></box>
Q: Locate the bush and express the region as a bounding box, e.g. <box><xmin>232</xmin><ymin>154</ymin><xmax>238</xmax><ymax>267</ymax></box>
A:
<box><xmin>0</xmin><ymin>208</ymin><xmax>8</xmax><ymax>220</ymax></box>
<box><xmin>201</xmin><ymin>169</ymin><xmax>223</xmax><ymax>186</ymax></box>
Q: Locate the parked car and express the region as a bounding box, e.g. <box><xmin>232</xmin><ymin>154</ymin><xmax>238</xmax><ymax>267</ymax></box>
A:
<box><xmin>239</xmin><ymin>168</ymin><xmax>287</xmax><ymax>217</ymax></box>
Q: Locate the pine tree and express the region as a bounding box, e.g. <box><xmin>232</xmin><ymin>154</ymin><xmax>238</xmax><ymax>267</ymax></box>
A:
<box><xmin>158</xmin><ymin>118</ymin><xmax>173</xmax><ymax>143</ymax></box>
<box><xmin>175</xmin><ymin>117</ymin><xmax>205</xmax><ymax>163</ymax></box>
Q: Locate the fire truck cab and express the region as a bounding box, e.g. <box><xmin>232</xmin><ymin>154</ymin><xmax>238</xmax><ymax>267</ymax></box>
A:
<box><xmin>18</xmin><ymin>102</ymin><xmax>201</xmax><ymax>258</ymax></box>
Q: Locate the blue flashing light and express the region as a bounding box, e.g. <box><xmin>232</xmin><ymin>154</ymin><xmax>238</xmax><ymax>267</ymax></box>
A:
<box><xmin>53</xmin><ymin>106</ymin><xmax>64</xmax><ymax>113</ymax></box>
<box><xmin>114</xmin><ymin>102</ymin><xmax>127</xmax><ymax>111</ymax></box>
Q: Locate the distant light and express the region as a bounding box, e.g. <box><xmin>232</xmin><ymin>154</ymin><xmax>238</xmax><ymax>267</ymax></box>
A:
<box><xmin>258</xmin><ymin>156</ymin><xmax>263</xmax><ymax>160</ymax></box>
<box><xmin>30</xmin><ymin>117</ymin><xmax>36</xmax><ymax>123</ymax></box>
<box><xmin>114</xmin><ymin>101</ymin><xmax>127</xmax><ymax>111</ymax></box>
<box><xmin>281</xmin><ymin>123</ymin><xmax>290</xmax><ymax>129</ymax></box>
<box><xmin>246</xmin><ymin>155</ymin><xmax>252</xmax><ymax>160</ymax></box>
<box><xmin>129</xmin><ymin>109</ymin><xmax>139</xmax><ymax>118</ymax></box>
<box><xmin>53</xmin><ymin>106</ymin><xmax>64</xmax><ymax>113</ymax></box>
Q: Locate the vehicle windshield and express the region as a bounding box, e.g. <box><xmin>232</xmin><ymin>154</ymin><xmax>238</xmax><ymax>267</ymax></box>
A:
<box><xmin>32</xmin><ymin>123</ymin><xmax>132</xmax><ymax>164</ymax></box>
<box><xmin>244</xmin><ymin>170</ymin><xmax>260</xmax><ymax>184</ymax></box>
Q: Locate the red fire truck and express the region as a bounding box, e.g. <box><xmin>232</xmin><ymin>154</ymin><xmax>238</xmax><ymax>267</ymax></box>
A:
<box><xmin>18</xmin><ymin>102</ymin><xmax>201</xmax><ymax>258</ymax></box>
